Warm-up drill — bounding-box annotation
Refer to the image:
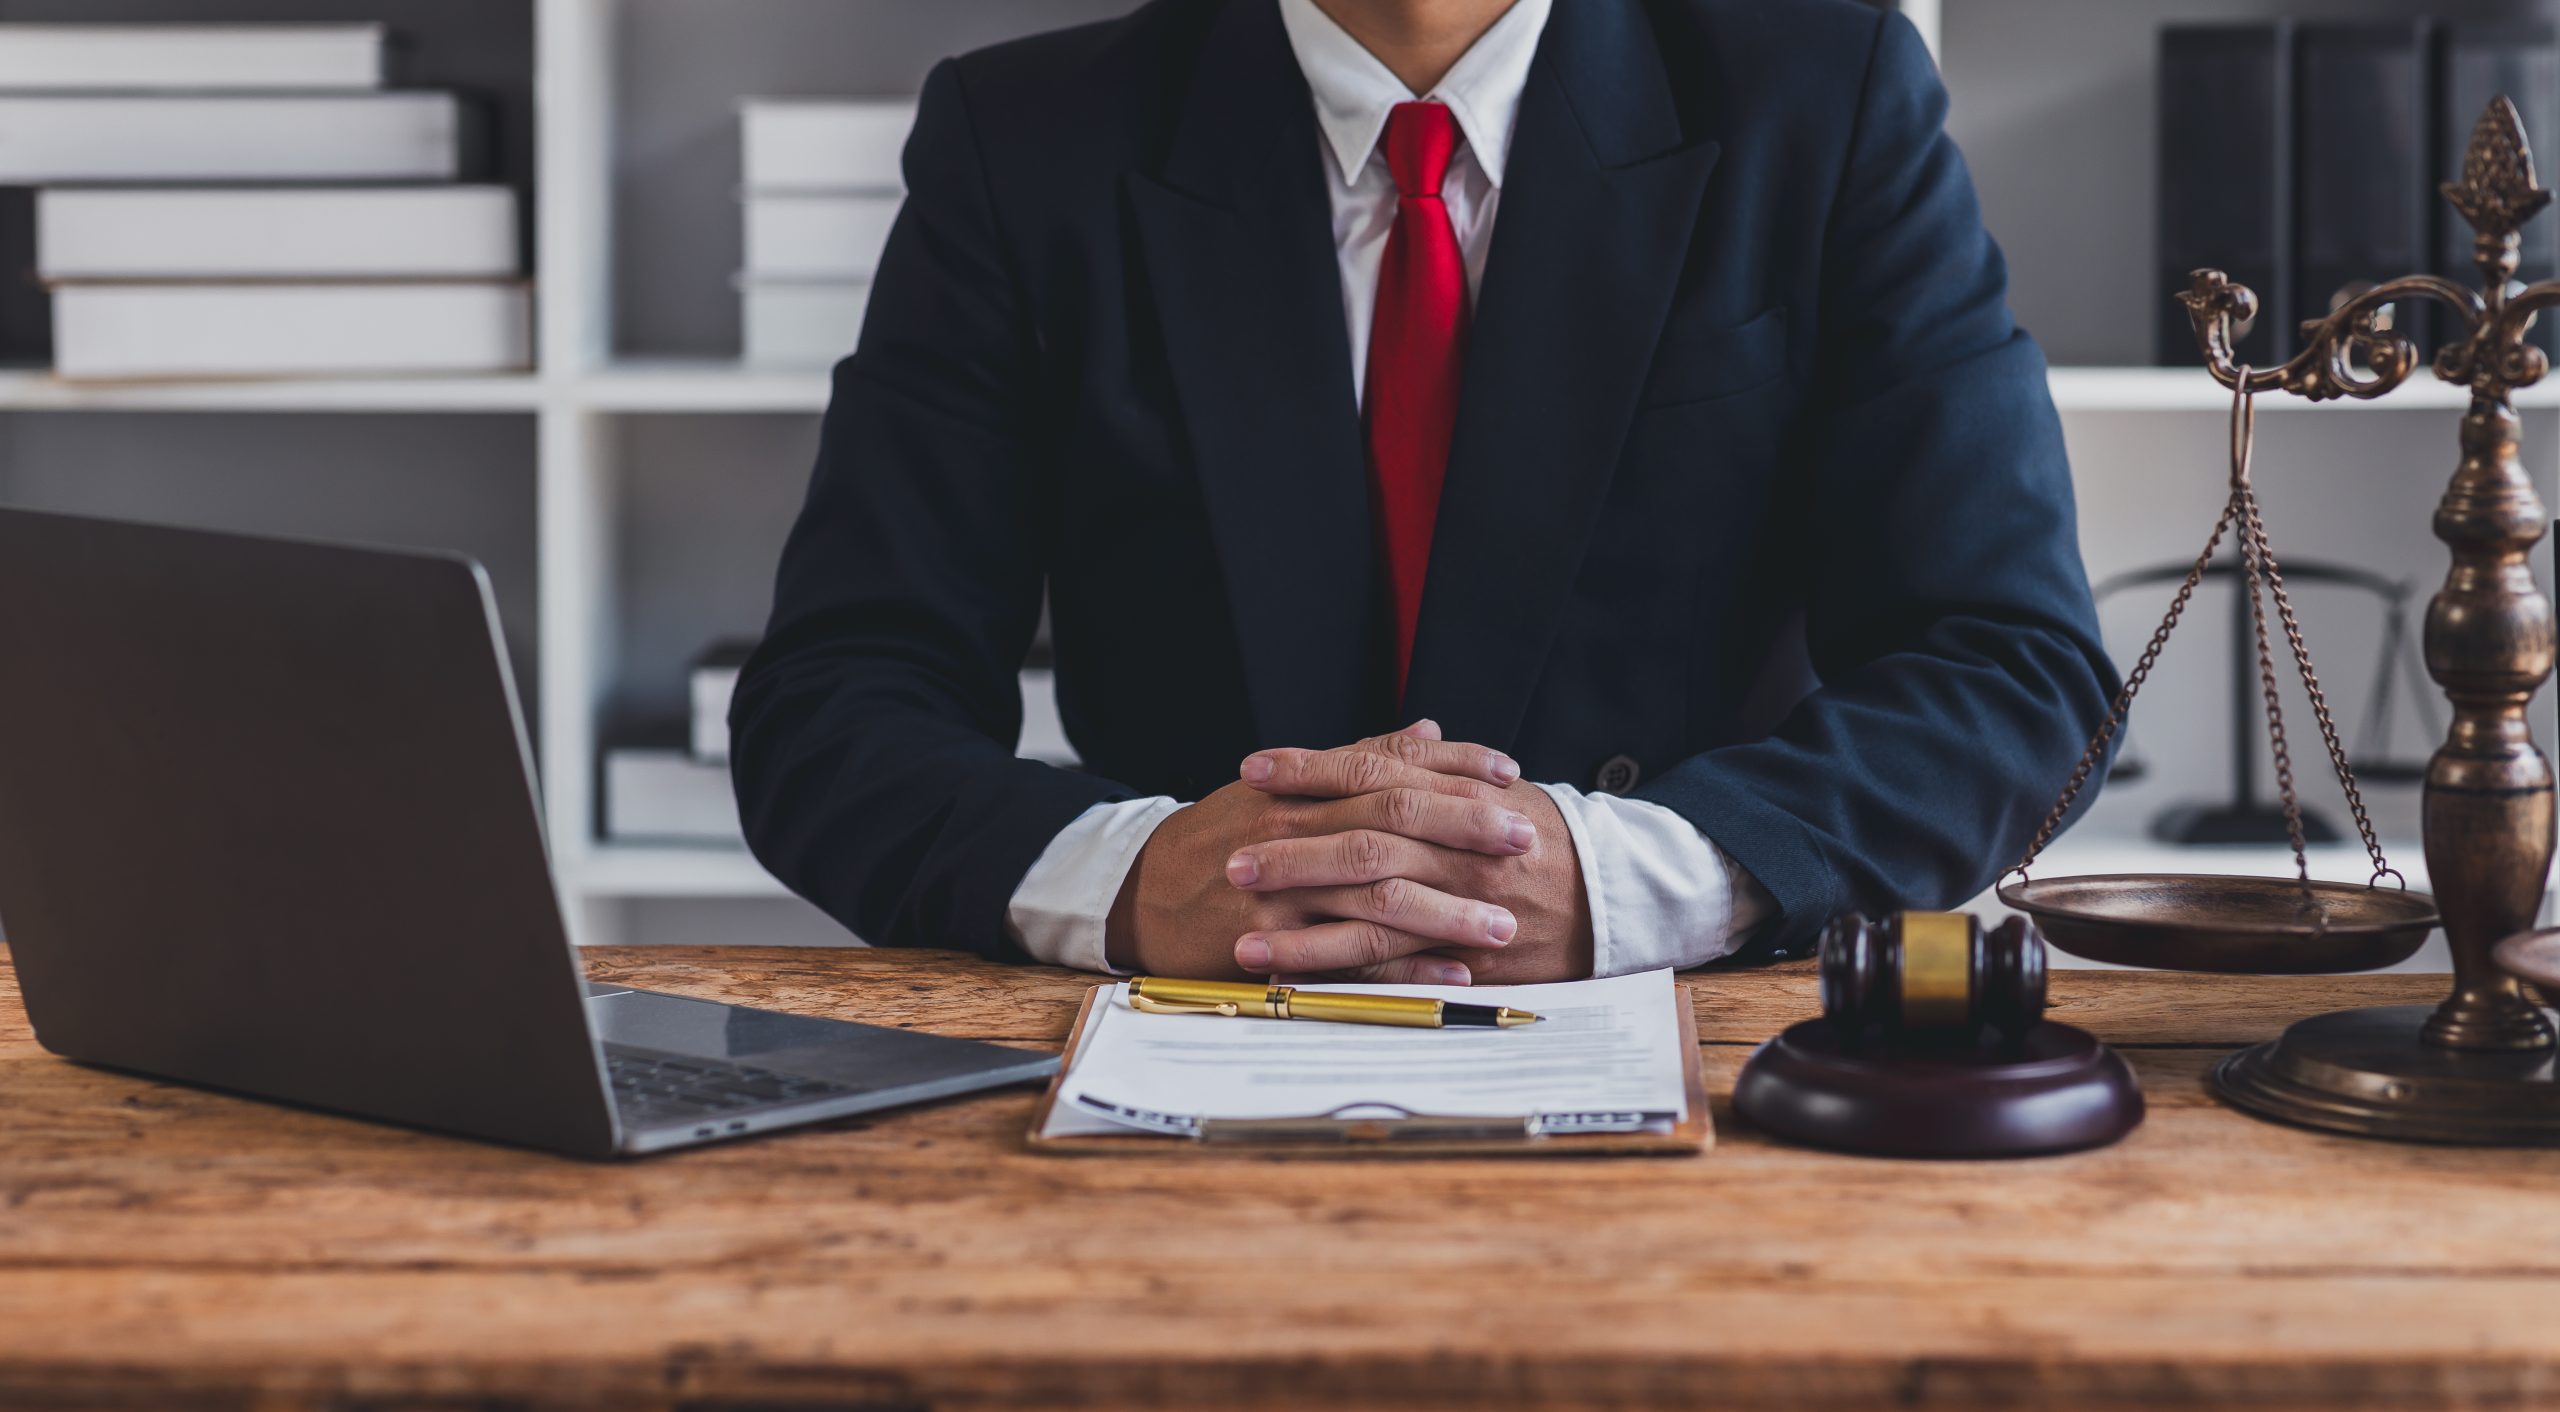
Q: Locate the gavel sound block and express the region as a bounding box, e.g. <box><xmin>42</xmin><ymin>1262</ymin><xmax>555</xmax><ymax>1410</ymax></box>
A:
<box><xmin>1733</xmin><ymin>912</ymin><xmax>2145</xmax><ymax>1158</ymax></box>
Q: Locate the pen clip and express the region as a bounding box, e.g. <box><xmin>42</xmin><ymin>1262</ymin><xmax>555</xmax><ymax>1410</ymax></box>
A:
<box><xmin>1130</xmin><ymin>994</ymin><xmax>1241</xmax><ymax>1017</ymax></box>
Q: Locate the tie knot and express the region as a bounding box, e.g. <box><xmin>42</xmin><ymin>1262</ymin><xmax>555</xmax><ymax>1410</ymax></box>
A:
<box><xmin>1381</xmin><ymin>101</ymin><xmax>1461</xmax><ymax>199</ymax></box>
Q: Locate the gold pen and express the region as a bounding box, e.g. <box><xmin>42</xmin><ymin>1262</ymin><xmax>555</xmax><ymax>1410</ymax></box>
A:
<box><xmin>1128</xmin><ymin>976</ymin><xmax>1542</xmax><ymax>1029</ymax></box>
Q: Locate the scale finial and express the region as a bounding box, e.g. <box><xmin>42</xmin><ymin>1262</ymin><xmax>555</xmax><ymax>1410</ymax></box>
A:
<box><xmin>2443</xmin><ymin>95</ymin><xmax>2553</xmax><ymax>238</ymax></box>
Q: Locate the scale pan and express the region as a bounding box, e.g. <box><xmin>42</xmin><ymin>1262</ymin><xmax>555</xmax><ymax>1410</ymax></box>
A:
<box><xmin>1997</xmin><ymin>873</ymin><xmax>2438</xmax><ymax>974</ymax></box>
<box><xmin>2494</xmin><ymin>929</ymin><xmax>2560</xmax><ymax>1000</ymax></box>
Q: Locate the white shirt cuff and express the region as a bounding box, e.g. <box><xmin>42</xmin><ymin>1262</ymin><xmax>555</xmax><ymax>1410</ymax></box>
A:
<box><xmin>1534</xmin><ymin>782</ymin><xmax>1774</xmax><ymax>976</ymax></box>
<box><xmin>1004</xmin><ymin>796</ymin><xmax>1183</xmax><ymax>972</ymax></box>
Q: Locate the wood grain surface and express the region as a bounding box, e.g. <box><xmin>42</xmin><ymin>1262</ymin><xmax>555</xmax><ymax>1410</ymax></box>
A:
<box><xmin>1</xmin><ymin>944</ymin><xmax>2555</xmax><ymax>1411</ymax></box>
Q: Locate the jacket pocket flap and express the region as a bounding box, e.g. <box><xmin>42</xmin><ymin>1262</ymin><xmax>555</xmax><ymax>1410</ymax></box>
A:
<box><xmin>1639</xmin><ymin>305</ymin><xmax>1789</xmax><ymax>409</ymax></box>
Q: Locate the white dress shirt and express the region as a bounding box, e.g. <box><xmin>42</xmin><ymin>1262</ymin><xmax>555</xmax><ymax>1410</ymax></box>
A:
<box><xmin>1004</xmin><ymin>0</ymin><xmax>1772</xmax><ymax>976</ymax></box>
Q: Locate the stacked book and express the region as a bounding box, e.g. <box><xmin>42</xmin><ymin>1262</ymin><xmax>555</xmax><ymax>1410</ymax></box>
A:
<box><xmin>11</xmin><ymin>23</ymin><xmax>527</xmax><ymax>381</ymax></box>
<box><xmin>736</xmin><ymin>98</ymin><xmax>914</xmax><ymax>366</ymax></box>
<box><xmin>605</xmin><ymin>641</ymin><xmax>1078</xmax><ymax>846</ymax></box>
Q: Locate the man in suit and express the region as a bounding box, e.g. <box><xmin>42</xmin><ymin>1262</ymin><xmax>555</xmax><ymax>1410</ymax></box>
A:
<box><xmin>732</xmin><ymin>0</ymin><xmax>2115</xmax><ymax>985</ymax></box>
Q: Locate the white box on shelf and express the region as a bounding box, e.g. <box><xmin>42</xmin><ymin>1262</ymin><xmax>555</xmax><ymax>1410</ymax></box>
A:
<box><xmin>689</xmin><ymin>641</ymin><xmax>758</xmax><ymax>764</ymax></box>
<box><xmin>0</xmin><ymin>23</ymin><xmax>387</xmax><ymax>91</ymax></box>
<box><xmin>743</xmin><ymin>192</ymin><xmax>902</xmax><ymax>279</ymax></box>
<box><xmin>0</xmin><ymin>93</ymin><xmax>474</xmax><ymax>183</ymax></box>
<box><xmin>51</xmin><ymin>282</ymin><xmax>532</xmax><ymax>381</ymax></box>
<box><xmin>604</xmin><ymin>749</ymin><xmax>743</xmax><ymax>846</ymax></box>
<box><xmin>37</xmin><ymin>186</ymin><xmax>519</xmax><ymax>281</ymax></box>
<box><xmin>692</xmin><ymin>668</ymin><xmax>739</xmax><ymax>763</ymax></box>
<box><xmin>739</xmin><ymin>276</ymin><xmax>869</xmax><ymax>366</ymax></box>
<box><xmin>1018</xmin><ymin>668</ymin><xmax>1076</xmax><ymax>767</ymax></box>
<box><xmin>686</xmin><ymin>657</ymin><xmax>1075</xmax><ymax>768</ymax></box>
<box><xmin>740</xmin><ymin>97</ymin><xmax>914</xmax><ymax>192</ymax></box>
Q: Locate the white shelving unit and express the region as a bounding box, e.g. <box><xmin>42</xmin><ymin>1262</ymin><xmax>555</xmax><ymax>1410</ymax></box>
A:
<box><xmin>0</xmin><ymin>370</ymin><xmax>545</xmax><ymax>412</ymax></box>
<box><xmin>2046</xmin><ymin>366</ymin><xmax>2560</xmax><ymax>414</ymax></box>
<box><xmin>16</xmin><ymin>361</ymin><xmax>2539</xmax><ymax>421</ymax></box>
<box><xmin>0</xmin><ymin>0</ymin><xmax>2547</xmax><ymax>952</ymax></box>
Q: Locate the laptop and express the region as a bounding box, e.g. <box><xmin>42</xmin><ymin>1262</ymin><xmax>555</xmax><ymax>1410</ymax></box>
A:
<box><xmin>0</xmin><ymin>507</ymin><xmax>1058</xmax><ymax>1158</ymax></box>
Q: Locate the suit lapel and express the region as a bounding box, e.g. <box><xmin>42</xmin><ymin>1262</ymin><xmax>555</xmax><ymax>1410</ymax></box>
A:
<box><xmin>1129</xmin><ymin>0</ymin><xmax>1384</xmax><ymax>751</ymax></box>
<box><xmin>1401</xmin><ymin>0</ymin><xmax>1721</xmax><ymax>746</ymax></box>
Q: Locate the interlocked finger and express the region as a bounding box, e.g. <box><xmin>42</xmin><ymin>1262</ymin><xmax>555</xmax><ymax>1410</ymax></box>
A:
<box><xmin>1254</xmin><ymin>789</ymin><xmax>1533</xmax><ymax>860</ymax></box>
<box><xmin>1240</xmin><ymin>744</ymin><xmax>1513</xmax><ymax>803</ymax></box>
<box><xmin>1277</xmin><ymin>879</ymin><xmax>1515</xmax><ymax>951</ymax></box>
<box><xmin>1346</xmin><ymin>728</ymin><xmax>1520</xmax><ymax>786</ymax></box>
<box><xmin>1271</xmin><ymin>954</ymin><xmax>1476</xmax><ymax>987</ymax></box>
<box><xmin>1226</xmin><ymin>828</ymin><xmax>1442</xmax><ymax>893</ymax></box>
<box><xmin>1238</xmin><ymin>918</ymin><xmax>1480</xmax><ymax>980</ymax></box>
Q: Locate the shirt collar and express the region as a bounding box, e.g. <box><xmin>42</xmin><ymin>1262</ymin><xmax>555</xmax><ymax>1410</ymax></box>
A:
<box><xmin>1275</xmin><ymin>0</ymin><xmax>1553</xmax><ymax>190</ymax></box>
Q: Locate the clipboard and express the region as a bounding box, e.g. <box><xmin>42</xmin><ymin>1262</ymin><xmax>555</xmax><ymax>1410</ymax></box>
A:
<box><xmin>1025</xmin><ymin>983</ymin><xmax>1713</xmax><ymax>1158</ymax></box>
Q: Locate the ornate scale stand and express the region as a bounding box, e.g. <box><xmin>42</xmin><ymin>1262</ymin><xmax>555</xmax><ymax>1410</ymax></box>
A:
<box><xmin>2004</xmin><ymin>97</ymin><xmax>2560</xmax><ymax>1145</ymax></box>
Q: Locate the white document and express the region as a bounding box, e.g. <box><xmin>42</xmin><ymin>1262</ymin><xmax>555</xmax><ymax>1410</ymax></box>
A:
<box><xmin>1044</xmin><ymin>969</ymin><xmax>1688</xmax><ymax>1139</ymax></box>
<box><xmin>38</xmin><ymin>186</ymin><xmax>518</xmax><ymax>280</ymax></box>
<box><xmin>0</xmin><ymin>24</ymin><xmax>386</xmax><ymax>91</ymax></box>
<box><xmin>0</xmin><ymin>93</ymin><xmax>469</xmax><ymax>183</ymax></box>
<box><xmin>740</xmin><ymin>98</ymin><xmax>914</xmax><ymax>192</ymax></box>
<box><xmin>51</xmin><ymin>281</ymin><xmax>530</xmax><ymax>380</ymax></box>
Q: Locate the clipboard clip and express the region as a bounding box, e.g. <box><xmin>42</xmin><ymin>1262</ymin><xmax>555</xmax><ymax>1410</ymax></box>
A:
<box><xmin>1129</xmin><ymin>993</ymin><xmax>1241</xmax><ymax>1017</ymax></box>
<box><xmin>1193</xmin><ymin>1102</ymin><xmax>1539</xmax><ymax>1146</ymax></box>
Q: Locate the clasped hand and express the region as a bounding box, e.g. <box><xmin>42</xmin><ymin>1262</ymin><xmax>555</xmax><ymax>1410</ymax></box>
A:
<box><xmin>1104</xmin><ymin>722</ymin><xmax>1593</xmax><ymax>985</ymax></box>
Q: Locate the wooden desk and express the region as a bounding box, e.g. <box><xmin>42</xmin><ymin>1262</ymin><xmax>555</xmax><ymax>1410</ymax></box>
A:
<box><xmin>0</xmin><ymin>947</ymin><xmax>2555</xmax><ymax>1411</ymax></box>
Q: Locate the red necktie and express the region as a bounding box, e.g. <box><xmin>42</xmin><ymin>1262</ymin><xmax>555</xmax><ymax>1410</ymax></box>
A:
<box><xmin>1364</xmin><ymin>101</ymin><xmax>1468</xmax><ymax>704</ymax></box>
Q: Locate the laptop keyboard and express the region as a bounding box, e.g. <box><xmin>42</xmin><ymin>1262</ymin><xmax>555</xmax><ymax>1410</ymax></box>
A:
<box><xmin>604</xmin><ymin>1045</ymin><xmax>861</xmax><ymax>1128</ymax></box>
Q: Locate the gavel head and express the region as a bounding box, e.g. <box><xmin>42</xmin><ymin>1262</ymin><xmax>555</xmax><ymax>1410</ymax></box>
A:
<box><xmin>1818</xmin><ymin>911</ymin><xmax>2048</xmax><ymax>1040</ymax></box>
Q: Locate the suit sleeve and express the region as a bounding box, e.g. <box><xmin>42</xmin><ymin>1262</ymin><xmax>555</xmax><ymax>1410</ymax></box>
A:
<box><xmin>1634</xmin><ymin>12</ymin><xmax>2118</xmax><ymax>957</ymax></box>
<box><xmin>730</xmin><ymin>60</ymin><xmax>1136</xmax><ymax>962</ymax></box>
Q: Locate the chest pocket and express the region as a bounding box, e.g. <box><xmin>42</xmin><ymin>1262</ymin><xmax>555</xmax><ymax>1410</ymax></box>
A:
<box><xmin>1637</xmin><ymin>305</ymin><xmax>1790</xmax><ymax>411</ymax></box>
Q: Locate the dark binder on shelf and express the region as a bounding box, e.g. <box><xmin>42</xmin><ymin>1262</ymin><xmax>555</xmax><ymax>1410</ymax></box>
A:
<box><xmin>2437</xmin><ymin>23</ymin><xmax>2559</xmax><ymax>358</ymax></box>
<box><xmin>2294</xmin><ymin>23</ymin><xmax>2433</xmax><ymax>367</ymax></box>
<box><xmin>2158</xmin><ymin>24</ymin><xmax>2293</xmax><ymax>368</ymax></box>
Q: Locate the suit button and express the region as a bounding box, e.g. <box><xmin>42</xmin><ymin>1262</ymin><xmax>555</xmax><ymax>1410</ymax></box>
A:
<box><xmin>1593</xmin><ymin>755</ymin><xmax>1641</xmax><ymax>794</ymax></box>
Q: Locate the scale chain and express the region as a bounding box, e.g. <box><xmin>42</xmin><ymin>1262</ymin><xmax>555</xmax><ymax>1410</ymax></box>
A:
<box><xmin>2009</xmin><ymin>502</ymin><xmax>2235</xmax><ymax>879</ymax></box>
<box><xmin>2217</xmin><ymin>374</ymin><xmax>2319</xmax><ymax>886</ymax></box>
<box><xmin>2009</xmin><ymin>373</ymin><xmax>2404</xmax><ymax>892</ymax></box>
<box><xmin>2234</xmin><ymin>475</ymin><xmax>2314</xmax><ymax>884</ymax></box>
<box><xmin>2235</xmin><ymin>471</ymin><xmax>2399</xmax><ymax>889</ymax></box>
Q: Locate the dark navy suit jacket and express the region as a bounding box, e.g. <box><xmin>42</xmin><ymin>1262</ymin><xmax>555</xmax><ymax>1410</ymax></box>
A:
<box><xmin>731</xmin><ymin>0</ymin><xmax>2116</xmax><ymax>964</ymax></box>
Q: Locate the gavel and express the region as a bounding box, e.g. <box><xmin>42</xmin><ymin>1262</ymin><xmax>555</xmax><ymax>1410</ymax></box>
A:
<box><xmin>1819</xmin><ymin>911</ymin><xmax>2048</xmax><ymax>1040</ymax></box>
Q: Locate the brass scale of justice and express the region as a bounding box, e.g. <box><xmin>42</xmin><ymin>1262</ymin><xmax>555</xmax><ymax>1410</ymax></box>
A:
<box><xmin>1989</xmin><ymin>96</ymin><xmax>2560</xmax><ymax>1145</ymax></box>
